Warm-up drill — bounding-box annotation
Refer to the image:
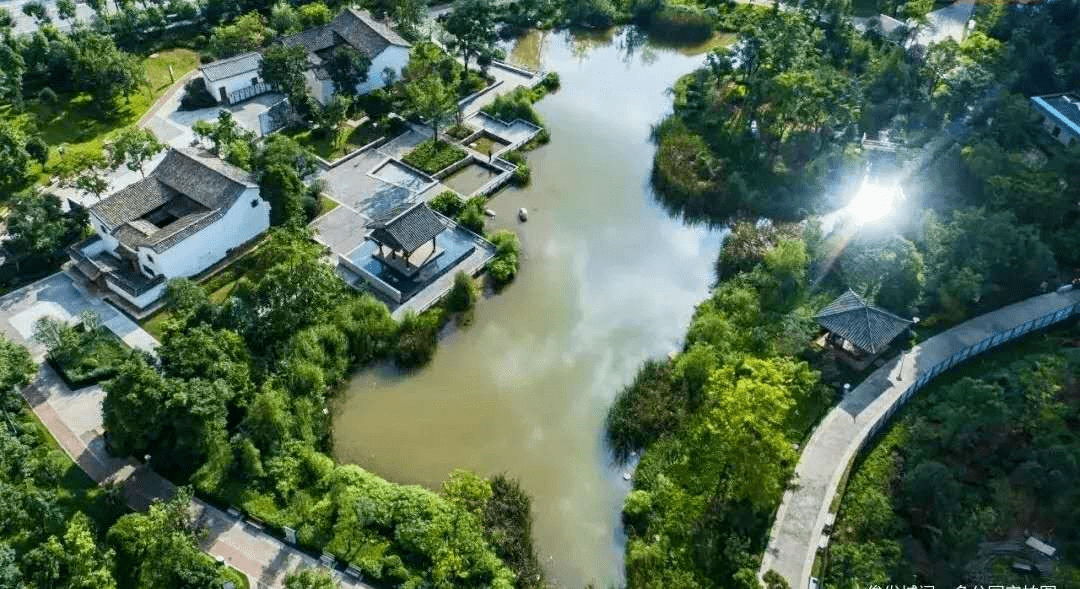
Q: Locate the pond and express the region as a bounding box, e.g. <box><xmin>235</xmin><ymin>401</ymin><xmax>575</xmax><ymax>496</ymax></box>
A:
<box><xmin>443</xmin><ymin>161</ymin><xmax>502</xmax><ymax>196</ymax></box>
<box><xmin>332</xmin><ymin>28</ymin><xmax>726</xmax><ymax>587</ymax></box>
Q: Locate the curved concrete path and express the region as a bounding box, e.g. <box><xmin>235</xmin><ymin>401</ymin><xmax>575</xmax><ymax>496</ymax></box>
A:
<box><xmin>760</xmin><ymin>287</ymin><xmax>1080</xmax><ymax>589</ymax></box>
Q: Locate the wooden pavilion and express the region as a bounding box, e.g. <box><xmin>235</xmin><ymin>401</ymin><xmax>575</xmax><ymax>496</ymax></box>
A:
<box><xmin>815</xmin><ymin>290</ymin><xmax>913</xmax><ymax>366</ymax></box>
<box><xmin>367</xmin><ymin>202</ymin><xmax>446</xmax><ymax>277</ymax></box>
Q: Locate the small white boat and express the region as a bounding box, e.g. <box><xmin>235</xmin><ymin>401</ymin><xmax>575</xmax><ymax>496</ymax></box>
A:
<box><xmin>518</xmin><ymin>208</ymin><xmax>528</xmax><ymax>222</ymax></box>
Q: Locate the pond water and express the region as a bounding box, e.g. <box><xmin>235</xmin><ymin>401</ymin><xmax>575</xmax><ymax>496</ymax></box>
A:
<box><xmin>332</xmin><ymin>29</ymin><xmax>725</xmax><ymax>587</ymax></box>
<box><xmin>443</xmin><ymin>161</ymin><xmax>502</xmax><ymax>196</ymax></box>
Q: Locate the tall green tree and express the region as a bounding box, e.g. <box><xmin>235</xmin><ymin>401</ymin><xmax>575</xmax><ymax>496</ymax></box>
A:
<box><xmin>324</xmin><ymin>46</ymin><xmax>370</xmax><ymax>97</ymax></box>
<box><xmin>106</xmin><ymin>127</ymin><xmax>163</xmax><ymax>177</ymax></box>
<box><xmin>260</xmin><ymin>43</ymin><xmax>310</xmax><ymax>109</ymax></box>
<box><xmin>5</xmin><ymin>192</ymin><xmax>84</xmax><ymax>272</ymax></box>
<box><xmin>209</xmin><ymin>12</ymin><xmax>269</xmax><ymax>57</ymax></box>
<box><xmin>405</xmin><ymin>74</ymin><xmax>457</xmax><ymax>141</ymax></box>
<box><xmin>444</xmin><ymin>0</ymin><xmax>498</xmax><ymax>72</ymax></box>
<box><xmin>0</xmin><ymin>121</ymin><xmax>33</xmax><ymax>194</ymax></box>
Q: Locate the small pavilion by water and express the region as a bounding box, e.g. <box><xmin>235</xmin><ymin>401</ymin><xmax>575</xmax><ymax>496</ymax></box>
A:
<box><xmin>815</xmin><ymin>290</ymin><xmax>913</xmax><ymax>367</ymax></box>
<box><xmin>368</xmin><ymin>202</ymin><xmax>447</xmax><ymax>278</ymax></box>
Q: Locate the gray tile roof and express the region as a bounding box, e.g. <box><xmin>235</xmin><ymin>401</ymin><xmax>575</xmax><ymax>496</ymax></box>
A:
<box><xmin>91</xmin><ymin>148</ymin><xmax>257</xmax><ymax>253</ymax></box>
<box><xmin>369</xmin><ymin>203</ymin><xmax>445</xmax><ymax>253</ymax></box>
<box><xmin>1032</xmin><ymin>93</ymin><xmax>1080</xmax><ymax>134</ymax></box>
<box><xmin>816</xmin><ymin>290</ymin><xmax>913</xmax><ymax>355</ymax></box>
<box><xmin>200</xmin><ymin>51</ymin><xmax>262</xmax><ymax>82</ymax></box>
<box><xmin>278</xmin><ymin>8</ymin><xmax>409</xmax><ymax>66</ymax></box>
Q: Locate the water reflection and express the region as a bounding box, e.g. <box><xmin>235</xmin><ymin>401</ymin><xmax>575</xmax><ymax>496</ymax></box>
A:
<box><xmin>333</xmin><ymin>29</ymin><xmax>724</xmax><ymax>587</ymax></box>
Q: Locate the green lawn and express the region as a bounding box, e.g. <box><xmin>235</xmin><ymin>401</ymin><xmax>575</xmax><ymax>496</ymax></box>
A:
<box><xmin>315</xmin><ymin>194</ymin><xmax>340</xmax><ymax>218</ymax></box>
<box><xmin>16</xmin><ymin>48</ymin><xmax>199</xmax><ymax>182</ymax></box>
<box><xmin>402</xmin><ymin>139</ymin><xmax>468</xmax><ymax>175</ymax></box>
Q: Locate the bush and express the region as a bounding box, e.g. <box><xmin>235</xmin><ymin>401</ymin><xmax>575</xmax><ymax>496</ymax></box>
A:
<box><xmin>38</xmin><ymin>319</ymin><xmax>130</xmax><ymax>388</ymax></box>
<box><xmin>445</xmin><ymin>272</ymin><xmax>478</xmax><ymax>314</ymax></box>
<box><xmin>512</xmin><ymin>162</ymin><xmax>531</xmax><ymax>186</ymax></box>
<box><xmin>401</xmin><ymin>139</ymin><xmax>467</xmax><ymax>174</ymax></box>
<box><xmin>539</xmin><ymin>72</ymin><xmax>560</xmax><ymax>92</ymax></box>
<box><xmin>25</xmin><ymin>136</ymin><xmax>48</xmax><ymax>165</ymax></box>
<box><xmin>179</xmin><ymin>78</ymin><xmax>218</xmax><ymax>110</ymax></box>
<box><xmin>457</xmin><ymin>197</ymin><xmax>487</xmax><ymax>235</ymax></box>
<box><xmin>487</xmin><ymin>230</ymin><xmax>520</xmax><ymax>287</ymax></box>
<box><xmin>482</xmin><ymin>88</ymin><xmax>542</xmax><ymax>126</ymax></box>
<box><xmin>393</xmin><ymin>309</ymin><xmax>443</xmax><ymax>368</ymax></box>
<box><xmin>446</xmin><ymin>124</ymin><xmax>472</xmax><ymax>140</ymax></box>
<box><xmin>429</xmin><ymin>190</ymin><xmax>466</xmax><ymax>217</ymax></box>
<box><xmin>604</xmin><ymin>359</ymin><xmax>683</xmax><ymax>461</ymax></box>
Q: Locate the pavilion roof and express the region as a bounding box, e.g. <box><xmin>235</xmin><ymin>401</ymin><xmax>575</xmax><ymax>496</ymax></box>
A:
<box><xmin>368</xmin><ymin>202</ymin><xmax>445</xmax><ymax>254</ymax></box>
<box><xmin>815</xmin><ymin>290</ymin><xmax>913</xmax><ymax>355</ymax></box>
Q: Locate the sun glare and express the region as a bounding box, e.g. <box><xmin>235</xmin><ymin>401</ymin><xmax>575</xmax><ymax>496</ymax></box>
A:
<box><xmin>846</xmin><ymin>180</ymin><xmax>901</xmax><ymax>225</ymax></box>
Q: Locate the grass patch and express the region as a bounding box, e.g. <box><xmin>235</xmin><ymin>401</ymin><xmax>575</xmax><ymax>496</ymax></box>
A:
<box><xmin>19</xmin><ymin>48</ymin><xmax>199</xmax><ymax>182</ymax></box>
<box><xmin>50</xmin><ymin>328</ymin><xmax>130</xmax><ymax>388</ymax></box>
<box><xmin>315</xmin><ymin>194</ymin><xmax>340</xmax><ymax>218</ymax></box>
<box><xmin>402</xmin><ymin>139</ymin><xmax>468</xmax><ymax>174</ymax></box>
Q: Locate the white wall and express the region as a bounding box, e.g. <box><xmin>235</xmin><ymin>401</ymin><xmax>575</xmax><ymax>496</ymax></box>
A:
<box><xmin>203</xmin><ymin>70</ymin><xmax>263</xmax><ymax>104</ymax></box>
<box><xmin>358</xmin><ymin>46</ymin><xmax>408</xmax><ymax>95</ymax></box>
<box><xmin>307</xmin><ymin>45</ymin><xmax>410</xmax><ymax>104</ymax></box>
<box><xmin>89</xmin><ymin>212</ymin><xmax>120</xmax><ymax>254</ymax></box>
<box><xmin>149</xmin><ymin>187</ymin><xmax>270</xmax><ymax>278</ymax></box>
<box><xmin>105</xmin><ymin>279</ymin><xmax>166</xmax><ymax>309</ymax></box>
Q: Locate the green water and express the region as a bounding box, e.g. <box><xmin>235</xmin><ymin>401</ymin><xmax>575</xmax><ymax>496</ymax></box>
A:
<box><xmin>333</xmin><ymin>29</ymin><xmax>727</xmax><ymax>587</ymax></box>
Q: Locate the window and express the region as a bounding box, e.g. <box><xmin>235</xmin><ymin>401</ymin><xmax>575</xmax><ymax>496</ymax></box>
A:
<box><xmin>251</xmin><ymin>198</ymin><xmax>259</xmax><ymax>208</ymax></box>
<box><xmin>1052</xmin><ymin>125</ymin><xmax>1061</xmax><ymax>137</ymax></box>
<box><xmin>146</xmin><ymin>254</ymin><xmax>154</xmax><ymax>263</ymax></box>
<box><xmin>141</xmin><ymin>264</ymin><xmax>156</xmax><ymax>277</ymax></box>
<box><xmin>251</xmin><ymin>77</ymin><xmax>259</xmax><ymax>86</ymax></box>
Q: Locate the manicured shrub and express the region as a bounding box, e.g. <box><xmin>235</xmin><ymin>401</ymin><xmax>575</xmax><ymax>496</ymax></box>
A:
<box><xmin>429</xmin><ymin>190</ymin><xmax>466</xmax><ymax>217</ymax></box>
<box><xmin>539</xmin><ymin>72</ymin><xmax>560</xmax><ymax>92</ymax></box>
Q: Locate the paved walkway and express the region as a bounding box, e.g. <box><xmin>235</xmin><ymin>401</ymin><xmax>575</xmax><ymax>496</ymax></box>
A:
<box><xmin>760</xmin><ymin>287</ymin><xmax>1080</xmax><ymax>589</ymax></box>
<box><xmin>0</xmin><ymin>272</ymin><xmax>159</xmax><ymax>357</ymax></box>
<box><xmin>21</xmin><ymin>364</ymin><xmax>372</xmax><ymax>589</ymax></box>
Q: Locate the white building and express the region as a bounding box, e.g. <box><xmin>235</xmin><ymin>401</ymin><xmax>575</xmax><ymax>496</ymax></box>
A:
<box><xmin>199</xmin><ymin>52</ymin><xmax>268</xmax><ymax>105</ymax></box>
<box><xmin>277</xmin><ymin>8</ymin><xmax>411</xmax><ymax>104</ymax></box>
<box><xmin>69</xmin><ymin>148</ymin><xmax>270</xmax><ymax>310</ymax></box>
<box><xmin>1031</xmin><ymin>92</ymin><xmax>1080</xmax><ymax>147</ymax></box>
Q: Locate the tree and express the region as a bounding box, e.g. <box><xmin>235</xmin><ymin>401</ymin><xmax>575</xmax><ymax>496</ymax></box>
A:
<box><xmin>269</xmin><ymin>1</ymin><xmax>300</xmax><ymax>34</ymax></box>
<box><xmin>260</xmin><ymin>43</ymin><xmax>309</xmax><ymax>102</ymax></box>
<box><xmin>107</xmin><ymin>487</ymin><xmax>225</xmax><ymax>589</ymax></box>
<box><xmin>0</xmin><ymin>121</ymin><xmax>33</xmax><ymax>195</ymax></box>
<box><xmin>209</xmin><ymin>12</ymin><xmax>269</xmax><ymax>58</ymax></box>
<box><xmin>106</xmin><ymin>127</ymin><xmax>163</xmax><ymax>177</ymax></box>
<box><xmin>325</xmin><ymin>46</ymin><xmax>370</xmax><ymax>97</ymax></box>
<box><xmin>444</xmin><ymin>0</ymin><xmax>498</xmax><ymax>73</ymax></box>
<box><xmin>446</xmin><ymin>271</ymin><xmax>479</xmax><ymax>313</ymax></box>
<box><xmin>316</xmin><ymin>94</ymin><xmax>352</xmax><ymax>140</ymax></box>
<box><xmin>285</xmin><ymin>568</ymin><xmax>339</xmax><ymax>589</ymax></box>
<box><xmin>23</xmin><ymin>513</ymin><xmax>118</xmax><ymax>589</ymax></box>
<box><xmin>405</xmin><ymin>75</ymin><xmax>457</xmax><ymax>141</ymax></box>
<box><xmin>58</xmin><ymin>152</ymin><xmax>110</xmax><ymax>200</ymax></box>
<box><xmin>22</xmin><ymin>1</ymin><xmax>50</xmax><ymax>24</ymax></box>
<box><xmin>296</xmin><ymin>1</ymin><xmax>332</xmax><ymax>27</ymax></box>
<box><xmin>0</xmin><ymin>336</ymin><xmax>35</xmax><ymax>412</ymax></box>
<box><xmin>5</xmin><ymin>192</ymin><xmax>82</xmax><ymax>271</ymax></box>
<box><xmin>259</xmin><ymin>164</ymin><xmax>311</xmax><ymax>226</ymax></box>
<box><xmin>56</xmin><ymin>0</ymin><xmax>77</xmax><ymax>21</ymax></box>
<box><xmin>73</xmin><ymin>33</ymin><xmax>146</xmax><ymax>110</ymax></box>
